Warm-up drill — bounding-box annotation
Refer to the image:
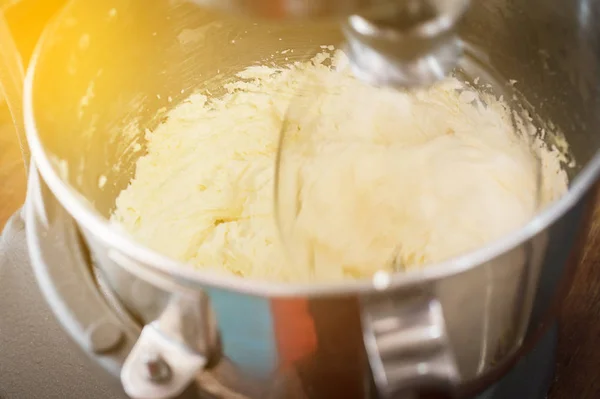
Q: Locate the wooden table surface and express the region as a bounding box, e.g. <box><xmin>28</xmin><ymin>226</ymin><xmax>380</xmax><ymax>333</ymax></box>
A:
<box><xmin>549</xmin><ymin>209</ymin><xmax>600</xmax><ymax>398</ymax></box>
<box><xmin>0</xmin><ymin>107</ymin><xmax>26</xmax><ymax>229</ymax></box>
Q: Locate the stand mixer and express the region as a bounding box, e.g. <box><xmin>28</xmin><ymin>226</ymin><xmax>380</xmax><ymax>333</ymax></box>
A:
<box><xmin>15</xmin><ymin>0</ymin><xmax>600</xmax><ymax>398</ymax></box>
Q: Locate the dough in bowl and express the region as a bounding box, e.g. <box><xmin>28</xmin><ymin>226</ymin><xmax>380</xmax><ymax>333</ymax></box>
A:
<box><xmin>111</xmin><ymin>50</ymin><xmax>568</xmax><ymax>283</ymax></box>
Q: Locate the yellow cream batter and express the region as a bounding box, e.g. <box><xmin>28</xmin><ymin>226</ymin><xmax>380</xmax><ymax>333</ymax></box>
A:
<box><xmin>111</xmin><ymin>50</ymin><xmax>568</xmax><ymax>283</ymax></box>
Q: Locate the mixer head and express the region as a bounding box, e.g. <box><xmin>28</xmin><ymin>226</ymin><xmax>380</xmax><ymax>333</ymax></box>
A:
<box><xmin>188</xmin><ymin>0</ymin><xmax>470</xmax><ymax>88</ymax></box>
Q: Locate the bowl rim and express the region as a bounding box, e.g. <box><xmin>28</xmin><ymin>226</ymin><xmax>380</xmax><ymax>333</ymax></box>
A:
<box><xmin>23</xmin><ymin>11</ymin><xmax>600</xmax><ymax>298</ymax></box>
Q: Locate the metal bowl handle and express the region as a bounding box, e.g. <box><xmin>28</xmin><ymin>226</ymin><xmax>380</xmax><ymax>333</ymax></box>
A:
<box><xmin>361</xmin><ymin>292</ymin><xmax>460</xmax><ymax>398</ymax></box>
<box><xmin>121</xmin><ymin>293</ymin><xmax>214</xmax><ymax>399</ymax></box>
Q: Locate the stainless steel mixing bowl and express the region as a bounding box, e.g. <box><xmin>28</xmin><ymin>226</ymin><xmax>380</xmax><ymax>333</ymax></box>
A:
<box><xmin>23</xmin><ymin>0</ymin><xmax>600</xmax><ymax>398</ymax></box>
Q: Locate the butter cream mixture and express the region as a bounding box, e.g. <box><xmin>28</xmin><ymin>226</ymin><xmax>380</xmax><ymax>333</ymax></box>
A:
<box><xmin>111</xmin><ymin>50</ymin><xmax>568</xmax><ymax>283</ymax></box>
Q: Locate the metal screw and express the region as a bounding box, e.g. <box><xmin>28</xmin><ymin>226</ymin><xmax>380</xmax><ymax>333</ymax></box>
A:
<box><xmin>143</xmin><ymin>352</ymin><xmax>172</xmax><ymax>383</ymax></box>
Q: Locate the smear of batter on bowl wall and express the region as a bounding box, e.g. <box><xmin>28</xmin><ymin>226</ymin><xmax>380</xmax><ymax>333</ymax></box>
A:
<box><xmin>111</xmin><ymin>49</ymin><xmax>569</xmax><ymax>283</ymax></box>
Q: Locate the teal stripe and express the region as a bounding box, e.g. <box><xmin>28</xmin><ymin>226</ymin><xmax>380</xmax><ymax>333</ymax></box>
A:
<box><xmin>205</xmin><ymin>288</ymin><xmax>278</xmax><ymax>378</ymax></box>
